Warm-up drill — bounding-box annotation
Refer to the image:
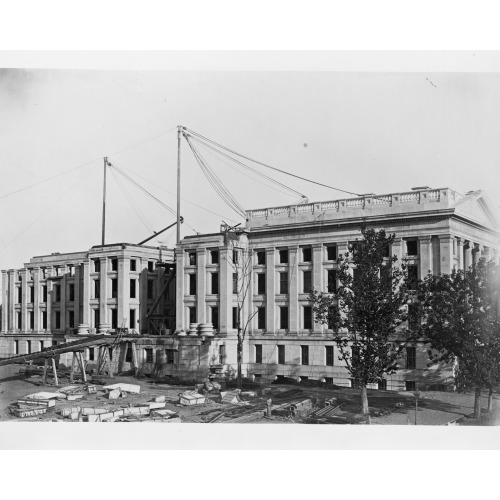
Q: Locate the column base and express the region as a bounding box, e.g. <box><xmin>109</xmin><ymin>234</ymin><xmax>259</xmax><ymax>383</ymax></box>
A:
<box><xmin>98</xmin><ymin>323</ymin><xmax>111</xmax><ymax>335</ymax></box>
<box><xmin>77</xmin><ymin>323</ymin><xmax>90</xmax><ymax>335</ymax></box>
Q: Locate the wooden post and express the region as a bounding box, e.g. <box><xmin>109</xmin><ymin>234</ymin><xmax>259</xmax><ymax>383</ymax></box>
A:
<box><xmin>43</xmin><ymin>358</ymin><xmax>49</xmax><ymax>385</ymax></box>
<box><xmin>107</xmin><ymin>346</ymin><xmax>114</xmax><ymax>378</ymax></box>
<box><xmin>97</xmin><ymin>346</ymin><xmax>106</xmax><ymax>375</ymax></box>
<box><xmin>77</xmin><ymin>352</ymin><xmax>87</xmax><ymax>383</ymax></box>
<box><xmin>51</xmin><ymin>357</ymin><xmax>59</xmax><ymax>386</ymax></box>
<box><xmin>70</xmin><ymin>353</ymin><xmax>77</xmax><ymax>383</ymax></box>
<box><xmin>131</xmin><ymin>342</ymin><xmax>139</xmax><ymax>377</ymax></box>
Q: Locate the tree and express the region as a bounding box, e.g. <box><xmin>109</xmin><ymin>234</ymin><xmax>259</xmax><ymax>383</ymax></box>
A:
<box><xmin>419</xmin><ymin>259</ymin><xmax>500</xmax><ymax>419</ymax></box>
<box><xmin>311</xmin><ymin>226</ymin><xmax>418</xmax><ymax>415</ymax></box>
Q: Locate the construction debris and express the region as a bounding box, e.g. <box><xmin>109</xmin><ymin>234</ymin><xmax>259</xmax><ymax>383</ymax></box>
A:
<box><xmin>179</xmin><ymin>391</ymin><xmax>206</xmax><ymax>405</ymax></box>
<box><xmin>25</xmin><ymin>391</ymin><xmax>65</xmax><ymax>400</ymax></box>
<box><xmin>220</xmin><ymin>390</ymin><xmax>243</xmax><ymax>405</ymax></box>
<box><xmin>9</xmin><ymin>404</ymin><xmax>48</xmax><ymax>418</ymax></box>
<box><xmin>103</xmin><ymin>383</ymin><xmax>141</xmax><ymax>394</ymax></box>
<box><xmin>17</xmin><ymin>398</ymin><xmax>56</xmax><ymax>408</ymax></box>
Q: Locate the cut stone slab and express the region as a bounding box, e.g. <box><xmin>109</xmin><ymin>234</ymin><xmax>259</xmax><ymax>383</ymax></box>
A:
<box><xmin>18</xmin><ymin>398</ymin><xmax>56</xmax><ymax>408</ymax></box>
<box><xmin>103</xmin><ymin>383</ymin><xmax>141</xmax><ymax>394</ymax></box>
<box><xmin>25</xmin><ymin>392</ymin><xmax>65</xmax><ymax>400</ymax></box>
<box><xmin>151</xmin><ymin>409</ymin><xmax>177</xmax><ymax>417</ymax></box>
<box><xmin>108</xmin><ymin>389</ymin><xmax>121</xmax><ymax>400</ymax></box>
<box><xmin>59</xmin><ymin>407</ymin><xmax>82</xmax><ymax>417</ymax></box>
<box><xmin>154</xmin><ymin>395</ymin><xmax>166</xmax><ymax>403</ymax></box>
<box><xmin>81</xmin><ymin>407</ymin><xmax>109</xmax><ymax>415</ymax></box>
<box><xmin>179</xmin><ymin>391</ymin><xmax>206</xmax><ymax>405</ymax></box>
<box><xmin>67</xmin><ymin>394</ymin><xmax>85</xmax><ymax>401</ymax></box>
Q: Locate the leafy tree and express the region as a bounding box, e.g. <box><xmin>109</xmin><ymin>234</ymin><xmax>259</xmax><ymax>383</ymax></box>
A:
<box><xmin>311</xmin><ymin>226</ymin><xmax>418</xmax><ymax>415</ymax></box>
<box><xmin>418</xmin><ymin>259</ymin><xmax>500</xmax><ymax>419</ymax></box>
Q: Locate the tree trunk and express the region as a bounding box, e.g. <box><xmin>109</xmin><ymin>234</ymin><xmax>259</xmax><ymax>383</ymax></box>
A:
<box><xmin>487</xmin><ymin>386</ymin><xmax>494</xmax><ymax>413</ymax></box>
<box><xmin>360</xmin><ymin>386</ymin><xmax>369</xmax><ymax>415</ymax></box>
<box><xmin>473</xmin><ymin>387</ymin><xmax>481</xmax><ymax>419</ymax></box>
<box><xmin>237</xmin><ymin>331</ymin><xmax>243</xmax><ymax>390</ymax></box>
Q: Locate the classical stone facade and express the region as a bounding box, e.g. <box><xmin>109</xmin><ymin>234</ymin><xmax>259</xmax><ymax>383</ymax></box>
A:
<box><xmin>175</xmin><ymin>187</ymin><xmax>500</xmax><ymax>389</ymax></box>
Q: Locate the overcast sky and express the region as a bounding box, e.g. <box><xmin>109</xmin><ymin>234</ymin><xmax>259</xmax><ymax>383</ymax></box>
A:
<box><xmin>1</xmin><ymin>59</ymin><xmax>500</xmax><ymax>272</ymax></box>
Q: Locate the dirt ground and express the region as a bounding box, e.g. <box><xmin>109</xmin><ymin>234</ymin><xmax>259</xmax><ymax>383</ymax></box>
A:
<box><xmin>1</xmin><ymin>364</ymin><xmax>499</xmax><ymax>425</ymax></box>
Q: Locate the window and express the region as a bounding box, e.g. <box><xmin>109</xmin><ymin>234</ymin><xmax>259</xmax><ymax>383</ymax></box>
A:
<box><xmin>189</xmin><ymin>307</ymin><xmax>197</xmax><ymax>324</ymax></box>
<box><xmin>378</xmin><ymin>379</ymin><xmax>387</xmax><ymax>390</ymax></box>
<box><xmin>327</xmin><ymin>246</ymin><xmax>337</xmax><ymax>261</ymax></box>
<box><xmin>406</xmin><ymin>240</ymin><xmax>418</xmax><ymax>256</ymax></box>
<box><xmin>14</xmin><ymin>340</ymin><xmax>19</xmax><ymax>354</ymax></box>
<box><xmin>111</xmin><ymin>258</ymin><xmax>118</xmax><ymax>271</ymax></box>
<box><xmin>232</xmin><ymin>307</ymin><xmax>238</xmax><ymax>329</ymax></box>
<box><xmin>68</xmin><ymin>283</ymin><xmax>75</xmax><ymax>302</ymax></box>
<box><xmin>278</xmin><ymin>345</ymin><xmax>285</xmax><ymax>365</ymax></box>
<box><xmin>111</xmin><ymin>278</ymin><xmax>118</xmax><ymax>298</ymax></box>
<box><xmin>211</xmin><ymin>272</ymin><xmax>219</xmax><ymax>294</ymax></box>
<box><xmin>93</xmin><ymin>309</ymin><xmax>100</xmax><ymax>328</ymax></box>
<box><xmin>147</xmin><ymin>280</ymin><xmax>154</xmax><ymax>299</ymax></box>
<box><xmin>68</xmin><ymin>265</ymin><xmax>75</xmax><ymax>277</ymax></box>
<box><xmin>28</xmin><ymin>286</ymin><xmax>34</xmax><ymax>303</ymax></box>
<box><xmin>129</xmin><ymin>309</ymin><xmax>136</xmax><ymax>329</ymax></box>
<box><xmin>257</xmin><ymin>273</ymin><xmax>266</xmax><ymax>294</ymax></box>
<box><xmin>405</xmin><ymin>381</ymin><xmax>416</xmax><ymax>391</ymax></box>
<box><xmin>255</xmin><ymin>344</ymin><xmax>263</xmax><ymax>364</ymax></box>
<box><xmin>166</xmin><ymin>349</ymin><xmax>175</xmax><ymax>364</ymax></box>
<box><xmin>257</xmin><ymin>307</ymin><xmax>266</xmax><ymax>329</ymax></box>
<box><xmin>42</xmin><ymin>285</ymin><xmax>47</xmax><ymax>303</ymax></box>
<box><xmin>406</xmin><ymin>346</ymin><xmax>417</xmax><ymax>369</ymax></box>
<box><xmin>327</xmin><ymin>270</ymin><xmax>337</xmax><ymax>293</ymax></box>
<box><xmin>256</xmin><ymin>251</ymin><xmax>266</xmax><ymax>265</ymax></box>
<box><xmin>301</xmin><ymin>345</ymin><xmax>309</xmax><ymax>366</ymax></box>
<box><xmin>219</xmin><ymin>344</ymin><xmax>226</xmax><ymax>364</ymax></box>
<box><xmin>111</xmin><ymin>309</ymin><xmax>118</xmax><ymax>329</ymax></box>
<box><xmin>89</xmin><ymin>348</ymin><xmax>95</xmax><ymax>361</ymax></box>
<box><xmin>130</xmin><ymin>259</ymin><xmax>137</xmax><ymax>271</ymax></box>
<box><xmin>40</xmin><ymin>341</ymin><xmax>44</xmax><ymax>351</ymax></box>
<box><xmin>188</xmin><ymin>274</ymin><xmax>196</xmax><ymax>295</ymax></box>
<box><xmin>17</xmin><ymin>286</ymin><xmax>22</xmax><ymax>304</ymax></box>
<box><xmin>147</xmin><ymin>261</ymin><xmax>154</xmax><ymax>272</ymax></box>
<box><xmin>55</xmin><ymin>311</ymin><xmax>61</xmax><ymax>329</ymax></box>
<box><xmin>232</xmin><ymin>273</ymin><xmax>237</xmax><ymax>294</ymax></box>
<box><xmin>325</xmin><ymin>346</ymin><xmax>334</xmax><ymax>366</ymax></box>
<box><xmin>407</xmin><ymin>265</ymin><xmax>418</xmax><ymax>290</ymax></box>
<box><xmin>53</xmin><ymin>341</ymin><xmax>58</xmax><ymax>347</ymax></box>
<box><xmin>302</xmin><ymin>247</ymin><xmax>312</xmax><ymax>262</ymax></box>
<box><xmin>42</xmin><ymin>311</ymin><xmax>47</xmax><ymax>329</ymax></box>
<box><xmin>68</xmin><ymin>310</ymin><xmax>75</xmax><ymax>328</ymax></box>
<box><xmin>303</xmin><ymin>306</ymin><xmax>313</xmax><ymax>329</ymax></box>
<box><xmin>94</xmin><ymin>279</ymin><xmax>100</xmax><ymax>299</ymax></box>
<box><xmin>211</xmin><ymin>306</ymin><xmax>219</xmax><ymax>330</ymax></box>
<box><xmin>126</xmin><ymin>344</ymin><xmax>133</xmax><ymax>362</ymax></box>
<box><xmin>279</xmin><ymin>272</ymin><xmax>289</xmax><ymax>294</ymax></box>
<box><xmin>408</xmin><ymin>303</ymin><xmax>420</xmax><ymax>331</ymax></box>
<box><xmin>232</xmin><ymin>250</ymin><xmax>239</xmax><ymax>264</ymax></box>
<box><xmin>28</xmin><ymin>311</ymin><xmax>34</xmax><ymax>330</ymax></box>
<box><xmin>383</xmin><ymin>243</ymin><xmax>391</xmax><ymax>258</ymax></box>
<box><xmin>130</xmin><ymin>279</ymin><xmax>136</xmax><ymax>298</ymax></box>
<box><xmin>279</xmin><ymin>249</ymin><xmax>288</xmax><ymax>264</ymax></box>
<box><xmin>211</xmin><ymin>250</ymin><xmax>219</xmax><ymax>264</ymax></box>
<box><xmin>303</xmin><ymin>270</ymin><xmax>312</xmax><ymax>293</ymax></box>
<box><xmin>325</xmin><ymin>377</ymin><xmax>334</xmax><ymax>386</ymax></box>
<box><xmin>278</xmin><ymin>306</ymin><xmax>289</xmax><ymax>329</ymax></box>
<box><xmin>145</xmin><ymin>348</ymin><xmax>153</xmax><ymax>363</ymax></box>
<box><xmin>188</xmin><ymin>252</ymin><xmax>197</xmax><ymax>266</ymax></box>
<box><xmin>16</xmin><ymin>311</ymin><xmax>21</xmax><ymax>329</ymax></box>
<box><xmin>93</xmin><ymin>259</ymin><xmax>100</xmax><ymax>273</ymax></box>
<box><xmin>54</xmin><ymin>284</ymin><xmax>61</xmax><ymax>302</ymax></box>
<box><xmin>27</xmin><ymin>340</ymin><xmax>31</xmax><ymax>354</ymax></box>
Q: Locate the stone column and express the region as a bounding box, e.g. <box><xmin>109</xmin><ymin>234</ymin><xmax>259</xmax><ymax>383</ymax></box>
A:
<box><xmin>80</xmin><ymin>261</ymin><xmax>90</xmax><ymax>328</ymax></box>
<box><xmin>74</xmin><ymin>263</ymin><xmax>81</xmax><ymax>328</ymax></box>
<box><xmin>99</xmin><ymin>257</ymin><xmax>109</xmax><ymax>332</ymax></box>
<box><xmin>483</xmin><ymin>246</ymin><xmax>493</xmax><ymax>263</ymax></box>
<box><xmin>175</xmin><ymin>248</ymin><xmax>185</xmax><ymax>332</ymax></box>
<box><xmin>196</xmin><ymin>248</ymin><xmax>207</xmax><ymax>325</ymax></box>
<box><xmin>219</xmin><ymin>247</ymin><xmax>232</xmax><ymax>335</ymax></box>
<box><xmin>438</xmin><ymin>235</ymin><xmax>454</xmax><ymax>275</ymax></box>
<box><xmin>46</xmin><ymin>267</ymin><xmax>53</xmax><ymax>332</ymax></box>
<box><xmin>418</xmin><ymin>236</ymin><xmax>433</xmax><ymax>278</ymax></box>
<box><xmin>60</xmin><ymin>266</ymin><xmax>66</xmax><ymax>331</ymax></box>
<box><xmin>474</xmin><ymin>244</ymin><xmax>483</xmax><ymax>266</ymax></box>
<box><xmin>391</xmin><ymin>237</ymin><xmax>404</xmax><ymax>267</ymax></box>
<box><xmin>265</xmin><ymin>247</ymin><xmax>276</xmax><ymax>334</ymax></box>
<box><xmin>1</xmin><ymin>271</ymin><xmax>8</xmax><ymax>332</ymax></box>
<box><xmin>20</xmin><ymin>269</ymin><xmax>27</xmax><ymax>332</ymax></box>
<box><xmin>464</xmin><ymin>241</ymin><xmax>473</xmax><ymax>270</ymax></box>
<box><xmin>456</xmin><ymin>238</ymin><xmax>464</xmax><ymax>271</ymax></box>
<box><xmin>8</xmin><ymin>270</ymin><xmax>15</xmax><ymax>331</ymax></box>
<box><xmin>33</xmin><ymin>267</ymin><xmax>40</xmax><ymax>332</ymax></box>
<box><xmin>118</xmin><ymin>256</ymin><xmax>130</xmax><ymax>329</ymax></box>
<box><xmin>312</xmin><ymin>243</ymin><xmax>324</xmax><ymax>332</ymax></box>
<box><xmin>288</xmin><ymin>246</ymin><xmax>299</xmax><ymax>334</ymax></box>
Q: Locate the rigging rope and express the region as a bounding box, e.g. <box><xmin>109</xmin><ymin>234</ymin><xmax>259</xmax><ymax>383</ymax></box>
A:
<box><xmin>183</xmin><ymin>126</ymin><xmax>361</xmax><ymax>197</ymax></box>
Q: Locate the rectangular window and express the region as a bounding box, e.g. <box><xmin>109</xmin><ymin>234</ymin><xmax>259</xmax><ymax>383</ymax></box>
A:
<box><xmin>327</xmin><ymin>246</ymin><xmax>337</xmax><ymax>261</ymax></box>
<box><xmin>40</xmin><ymin>341</ymin><xmax>44</xmax><ymax>351</ymax></box>
<box><xmin>189</xmin><ymin>307</ymin><xmax>197</xmax><ymax>324</ymax></box>
<box><xmin>378</xmin><ymin>379</ymin><xmax>387</xmax><ymax>390</ymax></box>
<box><xmin>257</xmin><ymin>251</ymin><xmax>266</xmax><ymax>265</ymax></box>
<box><xmin>68</xmin><ymin>310</ymin><xmax>75</xmax><ymax>328</ymax></box>
<box><xmin>129</xmin><ymin>309</ymin><xmax>136</xmax><ymax>329</ymax></box>
<box><xmin>111</xmin><ymin>278</ymin><xmax>118</xmax><ymax>298</ymax></box>
<box><xmin>28</xmin><ymin>311</ymin><xmax>34</xmax><ymax>330</ymax></box>
<box><xmin>232</xmin><ymin>250</ymin><xmax>239</xmax><ymax>264</ymax></box>
<box><xmin>148</xmin><ymin>261</ymin><xmax>154</xmax><ymax>272</ymax></box>
<box><xmin>325</xmin><ymin>377</ymin><xmax>334</xmax><ymax>386</ymax></box>
<box><xmin>111</xmin><ymin>258</ymin><xmax>118</xmax><ymax>271</ymax></box>
<box><xmin>42</xmin><ymin>285</ymin><xmax>47</xmax><ymax>303</ymax></box>
<box><xmin>301</xmin><ymin>345</ymin><xmax>309</xmax><ymax>366</ymax></box>
<box><xmin>280</xmin><ymin>306</ymin><xmax>289</xmax><ymax>330</ymax></box>
<box><xmin>93</xmin><ymin>309</ymin><xmax>100</xmax><ymax>329</ymax></box>
<box><xmin>257</xmin><ymin>273</ymin><xmax>266</xmax><ymax>294</ymax></box>
<box><xmin>303</xmin><ymin>306</ymin><xmax>313</xmax><ymax>329</ymax></box>
<box><xmin>126</xmin><ymin>344</ymin><xmax>133</xmax><ymax>362</ymax></box>
<box><xmin>14</xmin><ymin>340</ymin><xmax>19</xmax><ymax>354</ymax></box>
<box><xmin>147</xmin><ymin>280</ymin><xmax>154</xmax><ymax>299</ymax></box>
<box><xmin>406</xmin><ymin>240</ymin><xmax>418</xmax><ymax>256</ymax></box>
<box><xmin>54</xmin><ymin>284</ymin><xmax>61</xmax><ymax>302</ymax></box>
<box><xmin>189</xmin><ymin>274</ymin><xmax>196</xmax><ymax>295</ymax></box>
<box><xmin>17</xmin><ymin>286</ymin><xmax>22</xmax><ymax>304</ymax></box>
<box><xmin>406</xmin><ymin>346</ymin><xmax>417</xmax><ymax>369</ymax></box>
<box><xmin>211</xmin><ymin>272</ymin><xmax>219</xmax><ymax>294</ymax></box>
<box><xmin>407</xmin><ymin>265</ymin><xmax>418</xmax><ymax>290</ymax></box>
<box><xmin>17</xmin><ymin>311</ymin><xmax>21</xmax><ymax>329</ymax></box>
<box><xmin>278</xmin><ymin>345</ymin><xmax>285</xmax><ymax>365</ymax></box>
<box><xmin>42</xmin><ymin>311</ymin><xmax>47</xmax><ymax>329</ymax></box>
<box><xmin>130</xmin><ymin>259</ymin><xmax>137</xmax><ymax>271</ymax></box>
<box><xmin>111</xmin><ymin>309</ymin><xmax>118</xmax><ymax>329</ymax></box>
<box><xmin>94</xmin><ymin>279</ymin><xmax>100</xmax><ymax>299</ymax></box>
<box><xmin>69</xmin><ymin>283</ymin><xmax>75</xmax><ymax>302</ymax></box>
<box><xmin>210</xmin><ymin>250</ymin><xmax>219</xmax><ymax>264</ymax></box>
<box><xmin>232</xmin><ymin>307</ymin><xmax>238</xmax><ymax>329</ymax></box>
<box><xmin>232</xmin><ymin>273</ymin><xmax>237</xmax><ymax>294</ymax></box>
<box><xmin>55</xmin><ymin>311</ymin><xmax>61</xmax><ymax>329</ymax></box>
<box><xmin>93</xmin><ymin>259</ymin><xmax>100</xmax><ymax>273</ymax></box>
<box><xmin>303</xmin><ymin>270</ymin><xmax>312</xmax><ymax>293</ymax></box>
<box><xmin>145</xmin><ymin>348</ymin><xmax>153</xmax><ymax>363</ymax></box>
<box><xmin>405</xmin><ymin>381</ymin><xmax>416</xmax><ymax>391</ymax></box>
<box><xmin>29</xmin><ymin>286</ymin><xmax>34</xmax><ymax>303</ymax></box>
<box><xmin>68</xmin><ymin>265</ymin><xmax>75</xmax><ymax>277</ymax></box>
<box><xmin>211</xmin><ymin>306</ymin><xmax>219</xmax><ymax>330</ymax></box>
<box><xmin>302</xmin><ymin>247</ymin><xmax>312</xmax><ymax>262</ymax></box>
<box><xmin>27</xmin><ymin>340</ymin><xmax>31</xmax><ymax>354</ymax></box>
<box><xmin>326</xmin><ymin>346</ymin><xmax>334</xmax><ymax>366</ymax></box>
<box><xmin>257</xmin><ymin>307</ymin><xmax>266</xmax><ymax>329</ymax></box>
<box><xmin>408</xmin><ymin>303</ymin><xmax>420</xmax><ymax>331</ymax></box>
<box><xmin>219</xmin><ymin>344</ymin><xmax>226</xmax><ymax>364</ymax></box>
<box><xmin>255</xmin><ymin>344</ymin><xmax>263</xmax><ymax>364</ymax></box>
<box><xmin>166</xmin><ymin>349</ymin><xmax>175</xmax><ymax>364</ymax></box>
<box><xmin>129</xmin><ymin>279</ymin><xmax>136</xmax><ymax>298</ymax></box>
<box><xmin>89</xmin><ymin>348</ymin><xmax>95</xmax><ymax>361</ymax></box>
<box><xmin>327</xmin><ymin>270</ymin><xmax>337</xmax><ymax>293</ymax></box>
<box><xmin>383</xmin><ymin>243</ymin><xmax>391</xmax><ymax>258</ymax></box>
<box><xmin>188</xmin><ymin>252</ymin><xmax>197</xmax><ymax>266</ymax></box>
<box><xmin>279</xmin><ymin>249</ymin><xmax>288</xmax><ymax>264</ymax></box>
<box><xmin>279</xmin><ymin>272</ymin><xmax>289</xmax><ymax>294</ymax></box>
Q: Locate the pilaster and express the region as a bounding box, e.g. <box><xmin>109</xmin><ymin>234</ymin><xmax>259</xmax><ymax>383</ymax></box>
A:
<box><xmin>456</xmin><ymin>238</ymin><xmax>464</xmax><ymax>271</ymax></box>
<box><xmin>418</xmin><ymin>236</ymin><xmax>433</xmax><ymax>278</ymax></box>
<box><xmin>46</xmin><ymin>267</ymin><xmax>53</xmax><ymax>332</ymax></box>
<box><xmin>118</xmin><ymin>256</ymin><xmax>130</xmax><ymax>328</ymax></box>
<box><xmin>438</xmin><ymin>235</ymin><xmax>454</xmax><ymax>275</ymax></box>
<box><xmin>175</xmin><ymin>248</ymin><xmax>185</xmax><ymax>331</ymax></box>
<box><xmin>265</xmin><ymin>247</ymin><xmax>276</xmax><ymax>334</ymax></box>
<box><xmin>219</xmin><ymin>247</ymin><xmax>232</xmax><ymax>334</ymax></box>
<box><xmin>1</xmin><ymin>271</ymin><xmax>8</xmax><ymax>332</ymax></box>
<box><xmin>60</xmin><ymin>266</ymin><xmax>66</xmax><ymax>331</ymax></box>
<box><xmin>196</xmin><ymin>248</ymin><xmax>207</xmax><ymax>324</ymax></box>
<box><xmin>33</xmin><ymin>267</ymin><xmax>40</xmax><ymax>332</ymax></box>
<box><xmin>8</xmin><ymin>270</ymin><xmax>15</xmax><ymax>331</ymax></box>
<box><xmin>391</xmin><ymin>237</ymin><xmax>403</xmax><ymax>267</ymax></box>
<box><xmin>474</xmin><ymin>244</ymin><xmax>483</xmax><ymax>266</ymax></box>
<box><xmin>81</xmin><ymin>261</ymin><xmax>90</xmax><ymax>326</ymax></box>
<box><xmin>288</xmin><ymin>246</ymin><xmax>299</xmax><ymax>333</ymax></box>
<box><xmin>74</xmin><ymin>263</ymin><xmax>81</xmax><ymax>327</ymax></box>
<box><xmin>99</xmin><ymin>257</ymin><xmax>108</xmax><ymax>327</ymax></box>
<box><xmin>312</xmin><ymin>243</ymin><xmax>323</xmax><ymax>332</ymax></box>
<box><xmin>20</xmin><ymin>269</ymin><xmax>27</xmax><ymax>332</ymax></box>
<box><xmin>464</xmin><ymin>241</ymin><xmax>473</xmax><ymax>270</ymax></box>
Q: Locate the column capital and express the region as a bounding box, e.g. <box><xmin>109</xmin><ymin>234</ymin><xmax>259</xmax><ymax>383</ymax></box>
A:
<box><xmin>392</xmin><ymin>237</ymin><xmax>403</xmax><ymax>244</ymax></box>
<box><xmin>265</xmin><ymin>247</ymin><xmax>275</xmax><ymax>254</ymax></box>
<box><xmin>418</xmin><ymin>235</ymin><xmax>432</xmax><ymax>243</ymax></box>
<box><xmin>438</xmin><ymin>234</ymin><xmax>454</xmax><ymax>241</ymax></box>
<box><xmin>196</xmin><ymin>247</ymin><xmax>206</xmax><ymax>255</ymax></box>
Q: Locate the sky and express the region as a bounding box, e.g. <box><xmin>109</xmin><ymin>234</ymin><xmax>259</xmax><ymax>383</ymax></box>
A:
<box><xmin>1</xmin><ymin>58</ymin><xmax>500</xmax><ymax>272</ymax></box>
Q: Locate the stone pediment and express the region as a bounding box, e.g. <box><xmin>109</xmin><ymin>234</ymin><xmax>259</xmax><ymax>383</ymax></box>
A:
<box><xmin>453</xmin><ymin>192</ymin><xmax>500</xmax><ymax>230</ymax></box>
